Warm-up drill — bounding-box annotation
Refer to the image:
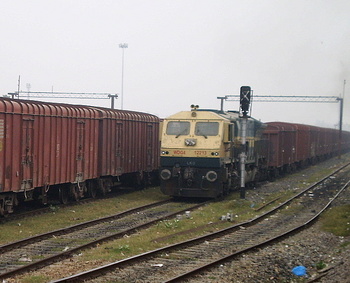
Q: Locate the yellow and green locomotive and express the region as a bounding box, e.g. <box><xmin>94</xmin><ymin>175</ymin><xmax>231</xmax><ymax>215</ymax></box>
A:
<box><xmin>159</xmin><ymin>106</ymin><xmax>266</xmax><ymax>198</ymax></box>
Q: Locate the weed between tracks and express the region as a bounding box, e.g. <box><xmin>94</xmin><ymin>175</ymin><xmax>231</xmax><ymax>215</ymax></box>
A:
<box><xmin>20</xmin><ymin>275</ymin><xmax>50</xmax><ymax>283</ymax></box>
<box><xmin>0</xmin><ymin>187</ymin><xmax>168</xmax><ymax>244</ymax></box>
<box><xmin>320</xmin><ymin>204</ymin><xmax>350</xmax><ymax>237</ymax></box>
<box><xmin>79</xmin><ymin>192</ymin><xmax>254</xmax><ymax>262</ymax></box>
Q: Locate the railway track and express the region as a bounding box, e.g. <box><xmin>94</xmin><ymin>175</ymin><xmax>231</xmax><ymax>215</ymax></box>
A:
<box><xmin>50</xmin><ymin>163</ymin><xmax>350</xmax><ymax>282</ymax></box>
<box><xmin>0</xmin><ymin>186</ymin><xmax>145</xmax><ymax>224</ymax></box>
<box><xmin>0</xmin><ymin>199</ymin><xmax>207</xmax><ymax>280</ymax></box>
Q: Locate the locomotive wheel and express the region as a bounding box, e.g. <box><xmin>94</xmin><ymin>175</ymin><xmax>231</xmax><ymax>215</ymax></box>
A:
<box><xmin>59</xmin><ymin>187</ymin><xmax>69</xmax><ymax>204</ymax></box>
<box><xmin>222</xmin><ymin>183</ymin><xmax>229</xmax><ymax>196</ymax></box>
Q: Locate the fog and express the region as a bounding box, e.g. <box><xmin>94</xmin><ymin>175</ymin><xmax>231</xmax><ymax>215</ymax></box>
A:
<box><xmin>1</xmin><ymin>0</ymin><xmax>349</xmax><ymax>129</ymax></box>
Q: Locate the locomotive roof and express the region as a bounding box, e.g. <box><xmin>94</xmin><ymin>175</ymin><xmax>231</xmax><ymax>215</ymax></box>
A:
<box><xmin>165</xmin><ymin>108</ymin><xmax>262</xmax><ymax>124</ymax></box>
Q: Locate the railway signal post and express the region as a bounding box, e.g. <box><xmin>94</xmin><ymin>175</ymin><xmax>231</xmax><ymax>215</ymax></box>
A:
<box><xmin>239</xmin><ymin>86</ymin><xmax>252</xmax><ymax>199</ymax></box>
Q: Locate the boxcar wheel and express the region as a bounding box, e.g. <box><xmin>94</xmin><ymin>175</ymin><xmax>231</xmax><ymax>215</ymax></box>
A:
<box><xmin>87</xmin><ymin>181</ymin><xmax>97</xmax><ymax>198</ymax></box>
<box><xmin>59</xmin><ymin>187</ymin><xmax>69</xmax><ymax>204</ymax></box>
<box><xmin>0</xmin><ymin>200</ymin><xmax>4</xmax><ymax>216</ymax></box>
<box><xmin>70</xmin><ymin>184</ymin><xmax>82</xmax><ymax>202</ymax></box>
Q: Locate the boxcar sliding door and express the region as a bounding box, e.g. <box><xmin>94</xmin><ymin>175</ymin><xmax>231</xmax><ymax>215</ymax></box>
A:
<box><xmin>21</xmin><ymin>118</ymin><xmax>34</xmax><ymax>191</ymax></box>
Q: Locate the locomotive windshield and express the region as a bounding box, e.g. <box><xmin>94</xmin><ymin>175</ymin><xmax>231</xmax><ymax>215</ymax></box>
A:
<box><xmin>166</xmin><ymin>121</ymin><xmax>190</xmax><ymax>136</ymax></box>
<box><xmin>195</xmin><ymin>122</ymin><xmax>219</xmax><ymax>137</ymax></box>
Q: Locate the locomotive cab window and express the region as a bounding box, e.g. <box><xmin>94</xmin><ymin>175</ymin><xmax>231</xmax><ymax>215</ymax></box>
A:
<box><xmin>195</xmin><ymin>122</ymin><xmax>219</xmax><ymax>137</ymax></box>
<box><xmin>166</xmin><ymin>121</ymin><xmax>190</xmax><ymax>136</ymax></box>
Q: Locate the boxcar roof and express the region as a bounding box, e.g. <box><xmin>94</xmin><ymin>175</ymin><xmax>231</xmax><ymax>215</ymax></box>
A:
<box><xmin>0</xmin><ymin>98</ymin><xmax>159</xmax><ymax>122</ymax></box>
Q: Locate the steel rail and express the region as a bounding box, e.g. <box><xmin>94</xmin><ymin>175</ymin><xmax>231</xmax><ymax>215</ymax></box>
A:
<box><xmin>0</xmin><ymin>193</ymin><xmax>114</xmax><ymax>224</ymax></box>
<box><xmin>50</xmin><ymin>162</ymin><xmax>350</xmax><ymax>283</ymax></box>
<box><xmin>0</xmin><ymin>200</ymin><xmax>207</xmax><ymax>279</ymax></box>
<box><xmin>1</xmin><ymin>198</ymin><xmax>206</xmax><ymax>279</ymax></box>
<box><xmin>0</xmin><ymin>199</ymin><xmax>171</xmax><ymax>253</ymax></box>
<box><xmin>164</xmin><ymin>179</ymin><xmax>350</xmax><ymax>282</ymax></box>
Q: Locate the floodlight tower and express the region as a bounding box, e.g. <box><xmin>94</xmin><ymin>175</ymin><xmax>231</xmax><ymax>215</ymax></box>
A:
<box><xmin>119</xmin><ymin>43</ymin><xmax>128</xmax><ymax>110</ymax></box>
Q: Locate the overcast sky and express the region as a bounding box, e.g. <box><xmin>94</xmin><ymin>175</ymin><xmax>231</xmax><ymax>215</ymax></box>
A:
<box><xmin>1</xmin><ymin>0</ymin><xmax>349</xmax><ymax>129</ymax></box>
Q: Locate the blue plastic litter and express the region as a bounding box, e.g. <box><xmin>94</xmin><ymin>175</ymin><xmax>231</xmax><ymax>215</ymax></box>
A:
<box><xmin>292</xmin><ymin>265</ymin><xmax>307</xmax><ymax>276</ymax></box>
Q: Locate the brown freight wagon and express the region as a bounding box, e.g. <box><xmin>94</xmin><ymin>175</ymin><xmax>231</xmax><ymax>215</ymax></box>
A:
<box><xmin>0</xmin><ymin>98</ymin><xmax>100</xmax><ymax>214</ymax></box>
<box><xmin>0</xmin><ymin>98</ymin><xmax>160</xmax><ymax>215</ymax></box>
<box><xmin>263</xmin><ymin>122</ymin><xmax>344</xmax><ymax>178</ymax></box>
<box><xmin>95</xmin><ymin>107</ymin><xmax>160</xmax><ymax>194</ymax></box>
<box><xmin>262</xmin><ymin>122</ymin><xmax>297</xmax><ymax>175</ymax></box>
<box><xmin>297</xmin><ymin>125</ymin><xmax>338</xmax><ymax>162</ymax></box>
<box><xmin>315</xmin><ymin>127</ymin><xmax>339</xmax><ymax>158</ymax></box>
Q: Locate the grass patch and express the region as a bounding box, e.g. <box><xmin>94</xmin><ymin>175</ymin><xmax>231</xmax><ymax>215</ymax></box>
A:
<box><xmin>21</xmin><ymin>275</ymin><xmax>50</xmax><ymax>283</ymax></box>
<box><xmin>78</xmin><ymin>192</ymin><xmax>262</xmax><ymax>262</ymax></box>
<box><xmin>0</xmin><ymin>187</ymin><xmax>168</xmax><ymax>244</ymax></box>
<box><xmin>315</xmin><ymin>260</ymin><xmax>327</xmax><ymax>270</ymax></box>
<box><xmin>340</xmin><ymin>241</ymin><xmax>350</xmax><ymax>248</ymax></box>
<box><xmin>320</xmin><ymin>205</ymin><xmax>350</xmax><ymax>237</ymax></box>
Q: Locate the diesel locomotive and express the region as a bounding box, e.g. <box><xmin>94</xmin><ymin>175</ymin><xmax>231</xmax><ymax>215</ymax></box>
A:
<box><xmin>159</xmin><ymin>106</ymin><xmax>266</xmax><ymax>198</ymax></box>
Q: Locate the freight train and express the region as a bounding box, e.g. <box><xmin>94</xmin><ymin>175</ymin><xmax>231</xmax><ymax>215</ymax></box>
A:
<box><xmin>1</xmin><ymin>97</ymin><xmax>349</xmax><ymax>213</ymax></box>
<box><xmin>0</xmin><ymin>98</ymin><xmax>160</xmax><ymax>215</ymax></box>
<box><xmin>159</xmin><ymin>106</ymin><xmax>350</xmax><ymax>198</ymax></box>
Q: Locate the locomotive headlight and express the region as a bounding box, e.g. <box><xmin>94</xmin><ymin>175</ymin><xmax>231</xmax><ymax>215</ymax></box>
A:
<box><xmin>211</xmin><ymin>152</ymin><xmax>219</xmax><ymax>156</ymax></box>
<box><xmin>160</xmin><ymin>169</ymin><xmax>172</xmax><ymax>180</ymax></box>
<box><xmin>161</xmin><ymin>151</ymin><xmax>169</xmax><ymax>155</ymax></box>
<box><xmin>205</xmin><ymin>171</ymin><xmax>218</xmax><ymax>182</ymax></box>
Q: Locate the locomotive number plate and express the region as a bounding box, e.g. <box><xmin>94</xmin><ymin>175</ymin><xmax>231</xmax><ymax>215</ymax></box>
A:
<box><xmin>194</xmin><ymin>150</ymin><xmax>207</xmax><ymax>155</ymax></box>
<box><xmin>173</xmin><ymin>150</ymin><xmax>186</xmax><ymax>155</ymax></box>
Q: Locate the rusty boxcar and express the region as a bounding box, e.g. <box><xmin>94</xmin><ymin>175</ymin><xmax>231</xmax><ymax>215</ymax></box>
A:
<box><xmin>0</xmin><ymin>98</ymin><xmax>159</xmax><ymax>215</ymax></box>
<box><xmin>95</xmin><ymin>107</ymin><xmax>160</xmax><ymax>194</ymax></box>
<box><xmin>263</xmin><ymin>122</ymin><xmax>344</xmax><ymax>178</ymax></box>
<box><xmin>0</xmin><ymin>98</ymin><xmax>101</xmax><ymax>213</ymax></box>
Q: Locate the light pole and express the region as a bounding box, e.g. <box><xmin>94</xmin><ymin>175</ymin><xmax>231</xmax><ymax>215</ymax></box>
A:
<box><xmin>119</xmin><ymin>43</ymin><xmax>128</xmax><ymax>110</ymax></box>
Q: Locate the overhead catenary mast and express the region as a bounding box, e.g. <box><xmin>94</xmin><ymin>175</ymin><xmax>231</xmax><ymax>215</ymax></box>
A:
<box><xmin>219</xmin><ymin>85</ymin><xmax>346</xmax><ymax>159</ymax></box>
<box><xmin>7</xmin><ymin>90</ymin><xmax>118</xmax><ymax>109</ymax></box>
